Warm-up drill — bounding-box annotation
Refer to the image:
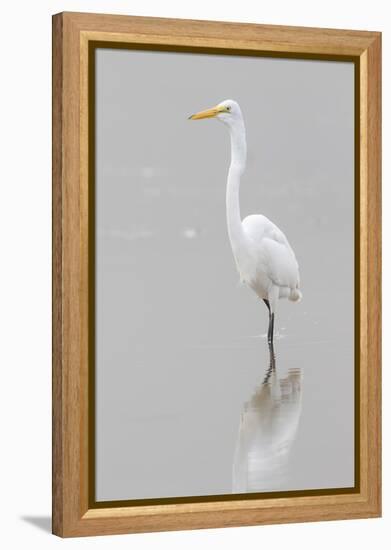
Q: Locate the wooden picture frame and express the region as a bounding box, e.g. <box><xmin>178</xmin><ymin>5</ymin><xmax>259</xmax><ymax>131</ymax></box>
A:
<box><xmin>52</xmin><ymin>11</ymin><xmax>381</xmax><ymax>537</ymax></box>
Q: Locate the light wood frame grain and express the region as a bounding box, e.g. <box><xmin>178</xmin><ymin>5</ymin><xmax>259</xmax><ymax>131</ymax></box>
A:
<box><xmin>52</xmin><ymin>11</ymin><xmax>381</xmax><ymax>537</ymax></box>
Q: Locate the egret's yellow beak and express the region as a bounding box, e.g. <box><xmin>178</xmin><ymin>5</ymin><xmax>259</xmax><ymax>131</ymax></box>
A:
<box><xmin>188</xmin><ymin>105</ymin><xmax>224</xmax><ymax>120</ymax></box>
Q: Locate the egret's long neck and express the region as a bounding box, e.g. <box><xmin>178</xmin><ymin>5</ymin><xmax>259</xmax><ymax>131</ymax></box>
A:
<box><xmin>226</xmin><ymin>119</ymin><xmax>247</xmax><ymax>254</ymax></box>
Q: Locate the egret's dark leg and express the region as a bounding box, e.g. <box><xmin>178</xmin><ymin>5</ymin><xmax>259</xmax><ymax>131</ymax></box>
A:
<box><xmin>269</xmin><ymin>313</ymin><xmax>275</xmax><ymax>345</ymax></box>
<box><xmin>263</xmin><ymin>299</ymin><xmax>271</xmax><ymax>313</ymax></box>
<box><xmin>263</xmin><ymin>299</ymin><xmax>275</xmax><ymax>345</ymax></box>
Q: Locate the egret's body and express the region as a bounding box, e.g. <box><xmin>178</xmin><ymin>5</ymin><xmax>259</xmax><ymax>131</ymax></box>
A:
<box><xmin>189</xmin><ymin>99</ymin><xmax>301</xmax><ymax>343</ymax></box>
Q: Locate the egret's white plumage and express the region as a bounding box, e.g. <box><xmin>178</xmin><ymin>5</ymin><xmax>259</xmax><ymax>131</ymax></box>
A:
<box><xmin>189</xmin><ymin>99</ymin><xmax>301</xmax><ymax>342</ymax></box>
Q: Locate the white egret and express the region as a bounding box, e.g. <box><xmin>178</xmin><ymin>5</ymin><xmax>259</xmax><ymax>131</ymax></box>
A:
<box><xmin>189</xmin><ymin>99</ymin><xmax>302</xmax><ymax>343</ymax></box>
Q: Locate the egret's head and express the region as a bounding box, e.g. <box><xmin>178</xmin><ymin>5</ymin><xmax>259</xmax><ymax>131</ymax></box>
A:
<box><xmin>188</xmin><ymin>99</ymin><xmax>242</xmax><ymax>128</ymax></box>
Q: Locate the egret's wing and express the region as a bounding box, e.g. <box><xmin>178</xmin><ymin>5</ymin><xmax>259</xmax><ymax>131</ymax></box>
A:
<box><xmin>242</xmin><ymin>214</ymin><xmax>290</xmax><ymax>248</ymax></box>
<box><xmin>242</xmin><ymin>215</ymin><xmax>300</xmax><ymax>288</ymax></box>
<box><xmin>242</xmin><ymin>214</ymin><xmax>273</xmax><ymax>242</ymax></box>
<box><xmin>261</xmin><ymin>238</ymin><xmax>300</xmax><ymax>288</ymax></box>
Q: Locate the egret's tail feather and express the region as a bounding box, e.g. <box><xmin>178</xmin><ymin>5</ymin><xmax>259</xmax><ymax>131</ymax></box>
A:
<box><xmin>289</xmin><ymin>287</ymin><xmax>302</xmax><ymax>302</ymax></box>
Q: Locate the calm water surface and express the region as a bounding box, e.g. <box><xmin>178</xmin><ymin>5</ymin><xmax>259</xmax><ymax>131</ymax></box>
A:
<box><xmin>95</xmin><ymin>49</ymin><xmax>354</xmax><ymax>501</ymax></box>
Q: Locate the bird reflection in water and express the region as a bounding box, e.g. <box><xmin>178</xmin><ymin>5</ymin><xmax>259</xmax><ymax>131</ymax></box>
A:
<box><xmin>232</xmin><ymin>342</ymin><xmax>303</xmax><ymax>493</ymax></box>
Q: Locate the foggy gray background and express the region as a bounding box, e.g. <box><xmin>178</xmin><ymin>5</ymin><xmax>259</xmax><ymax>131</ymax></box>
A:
<box><xmin>95</xmin><ymin>48</ymin><xmax>354</xmax><ymax>501</ymax></box>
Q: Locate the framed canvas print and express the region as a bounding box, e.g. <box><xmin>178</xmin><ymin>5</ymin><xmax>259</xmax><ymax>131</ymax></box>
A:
<box><xmin>52</xmin><ymin>12</ymin><xmax>381</xmax><ymax>537</ymax></box>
